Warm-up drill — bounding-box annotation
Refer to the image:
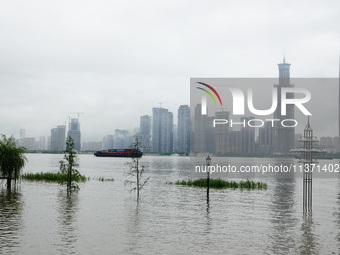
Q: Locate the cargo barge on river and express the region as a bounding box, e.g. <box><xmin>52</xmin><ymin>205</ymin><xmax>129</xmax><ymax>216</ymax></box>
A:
<box><xmin>94</xmin><ymin>148</ymin><xmax>143</xmax><ymax>157</ymax></box>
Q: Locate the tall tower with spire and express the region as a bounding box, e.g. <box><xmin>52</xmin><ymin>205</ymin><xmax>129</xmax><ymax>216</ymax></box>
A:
<box><xmin>273</xmin><ymin>58</ymin><xmax>295</xmax><ymax>154</ymax></box>
<box><xmin>290</xmin><ymin>117</ymin><xmax>324</xmax><ymax>212</ymax></box>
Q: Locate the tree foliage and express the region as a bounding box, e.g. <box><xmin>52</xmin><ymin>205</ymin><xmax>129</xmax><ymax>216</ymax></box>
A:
<box><xmin>0</xmin><ymin>135</ymin><xmax>27</xmax><ymax>187</ymax></box>
<box><xmin>125</xmin><ymin>135</ymin><xmax>149</xmax><ymax>200</ymax></box>
<box><xmin>59</xmin><ymin>136</ymin><xmax>81</xmax><ymax>191</ymax></box>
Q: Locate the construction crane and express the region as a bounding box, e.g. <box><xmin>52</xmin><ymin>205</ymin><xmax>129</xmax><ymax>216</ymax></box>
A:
<box><xmin>158</xmin><ymin>102</ymin><xmax>166</xmax><ymax>108</ymax></box>
<box><xmin>68</xmin><ymin>112</ymin><xmax>84</xmax><ymax>120</ymax></box>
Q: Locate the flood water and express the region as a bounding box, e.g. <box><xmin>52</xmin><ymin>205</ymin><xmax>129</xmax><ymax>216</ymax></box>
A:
<box><xmin>1</xmin><ymin>154</ymin><xmax>340</xmax><ymax>254</ymax></box>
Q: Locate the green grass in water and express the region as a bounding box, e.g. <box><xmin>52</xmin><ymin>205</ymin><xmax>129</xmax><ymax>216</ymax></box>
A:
<box><xmin>172</xmin><ymin>178</ymin><xmax>267</xmax><ymax>190</ymax></box>
<box><xmin>21</xmin><ymin>172</ymin><xmax>87</xmax><ymax>182</ymax></box>
<box><xmin>98</xmin><ymin>177</ymin><xmax>114</xmax><ymax>182</ymax></box>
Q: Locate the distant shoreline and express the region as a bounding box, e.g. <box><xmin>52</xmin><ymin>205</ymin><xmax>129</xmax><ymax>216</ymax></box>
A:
<box><xmin>24</xmin><ymin>150</ymin><xmax>340</xmax><ymax>159</ymax></box>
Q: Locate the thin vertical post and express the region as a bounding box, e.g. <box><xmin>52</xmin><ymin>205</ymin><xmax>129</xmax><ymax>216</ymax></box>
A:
<box><xmin>206</xmin><ymin>155</ymin><xmax>211</xmax><ymax>197</ymax></box>
<box><xmin>291</xmin><ymin>118</ymin><xmax>322</xmax><ymax>213</ymax></box>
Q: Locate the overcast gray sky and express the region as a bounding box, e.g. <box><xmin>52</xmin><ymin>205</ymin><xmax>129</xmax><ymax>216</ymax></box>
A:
<box><xmin>0</xmin><ymin>0</ymin><xmax>339</xmax><ymax>142</ymax></box>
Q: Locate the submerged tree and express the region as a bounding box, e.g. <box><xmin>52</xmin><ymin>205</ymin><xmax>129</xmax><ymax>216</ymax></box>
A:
<box><xmin>125</xmin><ymin>135</ymin><xmax>149</xmax><ymax>200</ymax></box>
<box><xmin>59</xmin><ymin>136</ymin><xmax>81</xmax><ymax>191</ymax></box>
<box><xmin>0</xmin><ymin>135</ymin><xmax>27</xmax><ymax>189</ymax></box>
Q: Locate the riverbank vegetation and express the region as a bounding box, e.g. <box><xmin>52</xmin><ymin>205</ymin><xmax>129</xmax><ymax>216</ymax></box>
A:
<box><xmin>170</xmin><ymin>178</ymin><xmax>267</xmax><ymax>190</ymax></box>
<box><xmin>21</xmin><ymin>172</ymin><xmax>87</xmax><ymax>182</ymax></box>
<box><xmin>0</xmin><ymin>135</ymin><xmax>27</xmax><ymax>188</ymax></box>
<box><xmin>98</xmin><ymin>177</ymin><xmax>114</xmax><ymax>182</ymax></box>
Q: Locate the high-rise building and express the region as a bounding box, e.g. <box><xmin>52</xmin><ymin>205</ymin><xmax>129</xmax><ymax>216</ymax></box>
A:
<box><xmin>39</xmin><ymin>136</ymin><xmax>47</xmax><ymax>150</ymax></box>
<box><xmin>294</xmin><ymin>133</ymin><xmax>302</xmax><ymax>148</ymax></box>
<box><xmin>47</xmin><ymin>136</ymin><xmax>51</xmax><ymax>150</ymax></box>
<box><xmin>152</xmin><ymin>107</ymin><xmax>173</xmax><ymax>153</ymax></box>
<box><xmin>20</xmin><ymin>129</ymin><xmax>26</xmax><ymax>139</ymax></box>
<box><xmin>140</xmin><ymin>115</ymin><xmax>152</xmax><ymax>152</ymax></box>
<box><xmin>114</xmin><ymin>129</ymin><xmax>131</xmax><ymax>148</ymax></box>
<box><xmin>333</xmin><ymin>137</ymin><xmax>339</xmax><ymax>152</ymax></box>
<box><xmin>258</xmin><ymin>121</ymin><xmax>273</xmax><ymax>154</ymax></box>
<box><xmin>173</xmin><ymin>124</ymin><xmax>178</xmax><ymax>152</ymax></box>
<box><xmin>192</xmin><ymin>104</ymin><xmax>207</xmax><ymax>153</ymax></box>
<box><xmin>320</xmin><ymin>136</ymin><xmax>333</xmax><ymax>151</ymax></box>
<box><xmin>273</xmin><ymin>58</ymin><xmax>295</xmax><ymax>154</ymax></box>
<box><xmin>82</xmin><ymin>141</ymin><xmax>102</xmax><ymax>151</ymax></box>
<box><xmin>50</xmin><ymin>128</ymin><xmax>57</xmax><ymax>151</ymax></box>
<box><xmin>192</xmin><ymin>104</ymin><xmax>215</xmax><ymax>153</ymax></box>
<box><xmin>229</xmin><ymin>130</ymin><xmax>241</xmax><ymax>152</ymax></box>
<box><xmin>177</xmin><ymin>105</ymin><xmax>190</xmax><ymax>153</ymax></box>
<box><xmin>22</xmin><ymin>137</ymin><xmax>36</xmax><ymax>150</ymax></box>
<box><xmin>68</xmin><ymin>118</ymin><xmax>81</xmax><ymax>152</ymax></box>
<box><xmin>241</xmin><ymin>117</ymin><xmax>255</xmax><ymax>153</ymax></box>
<box><xmin>103</xmin><ymin>135</ymin><xmax>114</xmax><ymax>150</ymax></box>
<box><xmin>214</xmin><ymin>110</ymin><xmax>229</xmax><ymax>154</ymax></box>
<box><xmin>50</xmin><ymin>125</ymin><xmax>66</xmax><ymax>151</ymax></box>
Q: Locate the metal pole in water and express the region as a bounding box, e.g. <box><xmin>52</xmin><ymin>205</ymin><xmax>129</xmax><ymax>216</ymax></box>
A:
<box><xmin>291</xmin><ymin>118</ymin><xmax>323</xmax><ymax>213</ymax></box>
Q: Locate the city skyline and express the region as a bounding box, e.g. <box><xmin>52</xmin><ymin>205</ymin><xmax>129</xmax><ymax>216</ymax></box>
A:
<box><xmin>12</xmin><ymin>54</ymin><xmax>340</xmax><ymax>155</ymax></box>
<box><xmin>14</xmin><ymin>65</ymin><xmax>340</xmax><ymax>150</ymax></box>
<box><xmin>16</xmin><ymin>100</ymin><xmax>340</xmax><ymax>154</ymax></box>
<box><xmin>190</xmin><ymin>53</ymin><xmax>340</xmax><ymax>154</ymax></box>
<box><xmin>16</xmin><ymin>104</ymin><xmax>188</xmax><ymax>152</ymax></box>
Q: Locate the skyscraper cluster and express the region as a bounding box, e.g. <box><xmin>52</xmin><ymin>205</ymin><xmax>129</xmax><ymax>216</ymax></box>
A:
<box><xmin>19</xmin><ymin>118</ymin><xmax>82</xmax><ymax>152</ymax></box>
<box><xmin>191</xmin><ymin>106</ymin><xmax>257</xmax><ymax>154</ymax></box>
<box><xmin>20</xmin><ymin>58</ymin><xmax>337</xmax><ymax>155</ymax></box>
<box><xmin>191</xmin><ymin>59</ymin><xmax>298</xmax><ymax>155</ymax></box>
<box><xmin>135</xmin><ymin>105</ymin><xmax>191</xmax><ymax>154</ymax></box>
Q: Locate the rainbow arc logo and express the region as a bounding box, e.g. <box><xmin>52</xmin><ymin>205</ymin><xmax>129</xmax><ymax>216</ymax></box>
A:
<box><xmin>196</xmin><ymin>82</ymin><xmax>223</xmax><ymax>114</ymax></box>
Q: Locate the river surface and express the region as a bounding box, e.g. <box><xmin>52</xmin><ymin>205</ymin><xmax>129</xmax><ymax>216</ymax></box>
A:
<box><xmin>1</xmin><ymin>154</ymin><xmax>340</xmax><ymax>254</ymax></box>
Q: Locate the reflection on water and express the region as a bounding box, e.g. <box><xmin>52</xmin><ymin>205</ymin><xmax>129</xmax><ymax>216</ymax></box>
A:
<box><xmin>204</xmin><ymin>194</ymin><xmax>213</xmax><ymax>247</ymax></box>
<box><xmin>268</xmin><ymin>160</ymin><xmax>298</xmax><ymax>254</ymax></box>
<box><xmin>0</xmin><ymin>154</ymin><xmax>339</xmax><ymax>254</ymax></box>
<box><xmin>56</xmin><ymin>190</ymin><xmax>79</xmax><ymax>254</ymax></box>
<box><xmin>124</xmin><ymin>201</ymin><xmax>141</xmax><ymax>254</ymax></box>
<box><xmin>302</xmin><ymin>214</ymin><xmax>317</xmax><ymax>255</ymax></box>
<box><xmin>299</xmin><ymin>214</ymin><xmax>317</xmax><ymax>255</ymax></box>
<box><xmin>0</xmin><ymin>186</ymin><xmax>23</xmax><ymax>254</ymax></box>
<box><xmin>269</xmin><ymin>177</ymin><xmax>298</xmax><ymax>254</ymax></box>
<box><xmin>337</xmin><ymin>179</ymin><xmax>340</xmax><ymax>254</ymax></box>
